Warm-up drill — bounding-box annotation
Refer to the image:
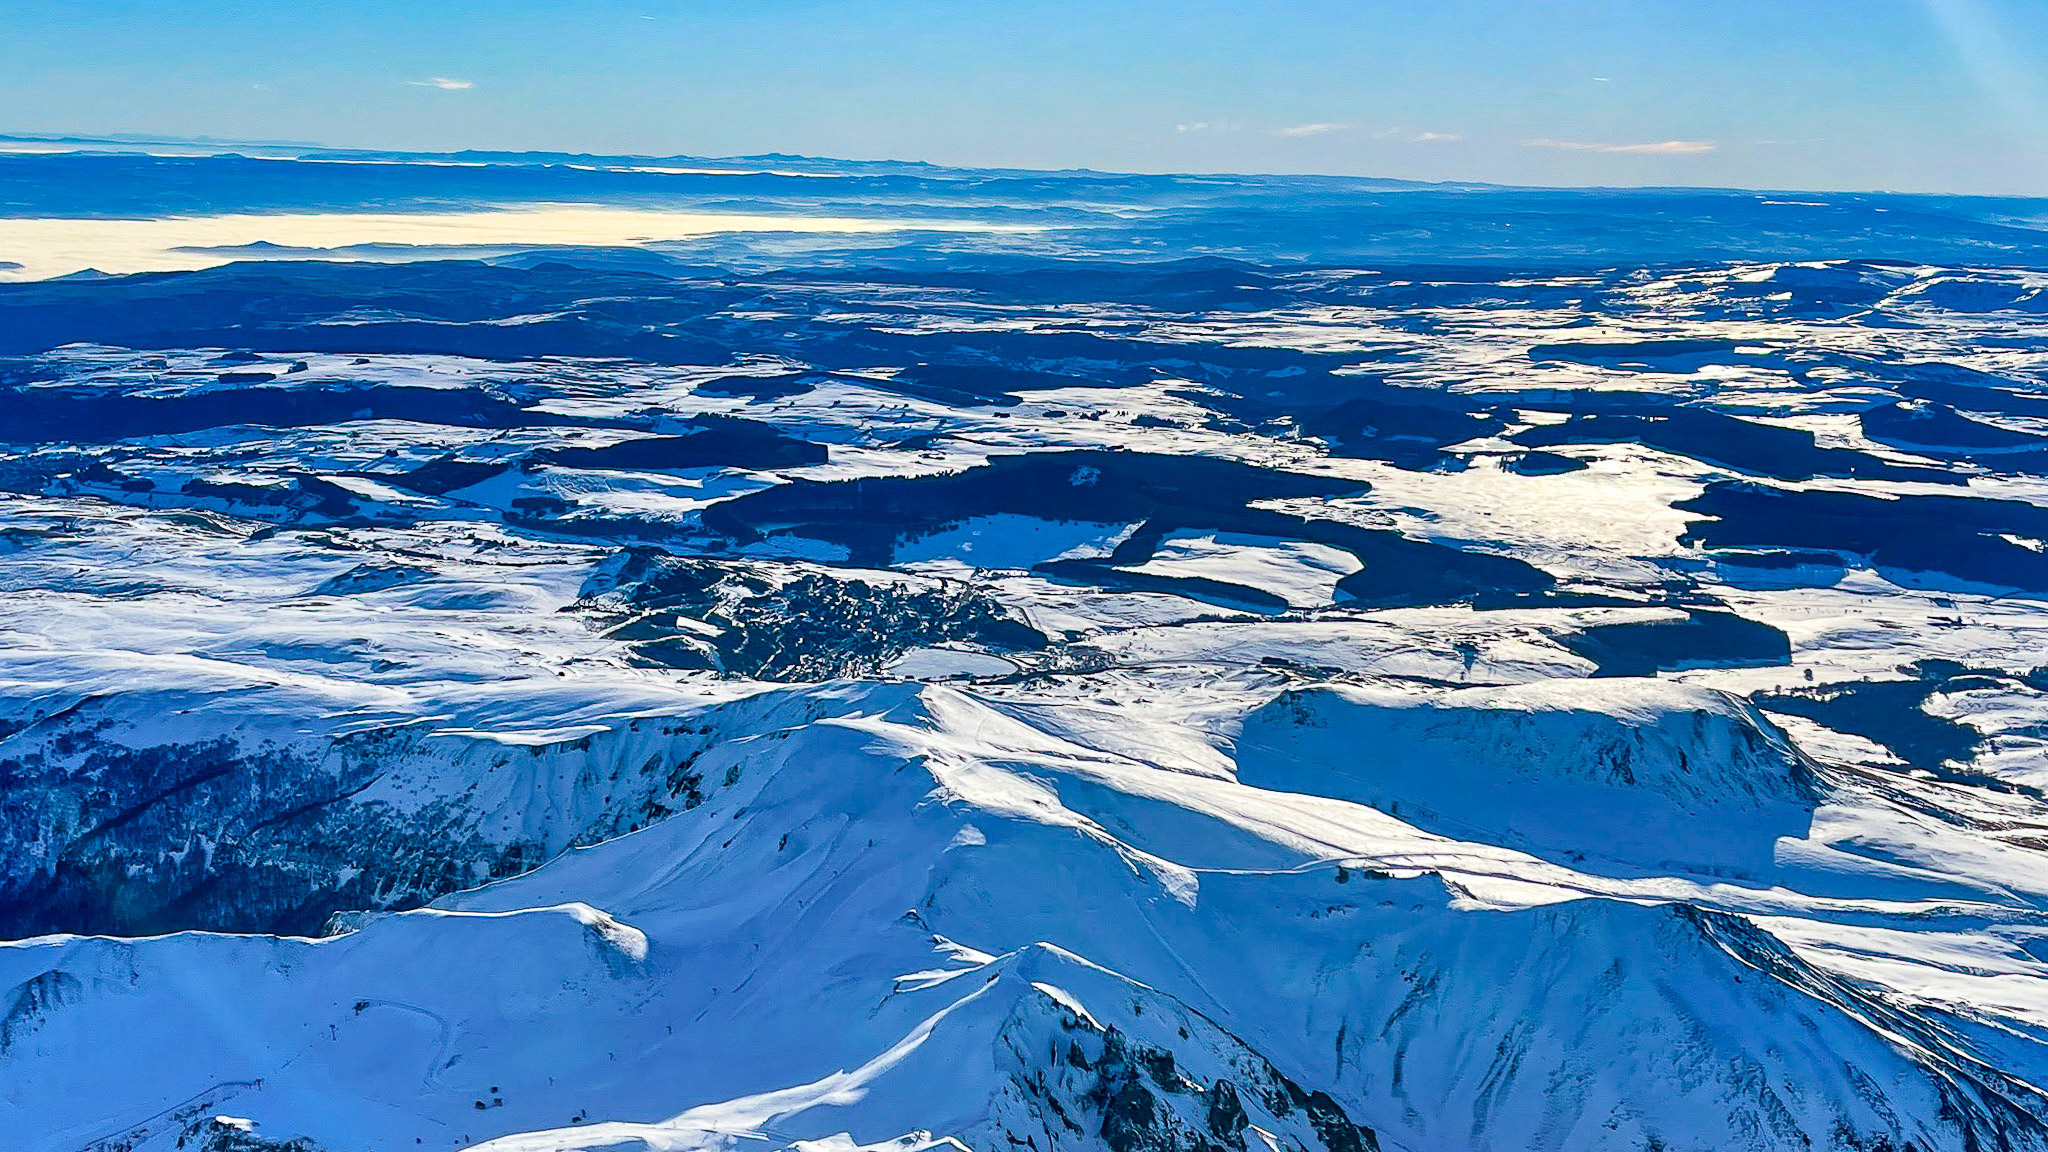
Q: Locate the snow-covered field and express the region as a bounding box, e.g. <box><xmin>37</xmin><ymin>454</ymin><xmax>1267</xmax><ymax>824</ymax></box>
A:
<box><xmin>3</xmin><ymin>147</ymin><xmax>2048</xmax><ymax>1152</ymax></box>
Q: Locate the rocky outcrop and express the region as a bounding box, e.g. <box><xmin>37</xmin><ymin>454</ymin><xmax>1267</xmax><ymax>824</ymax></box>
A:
<box><xmin>578</xmin><ymin>548</ymin><xmax>1047</xmax><ymax>680</ymax></box>
<box><xmin>0</xmin><ymin>693</ymin><xmax>740</xmax><ymax>937</ymax></box>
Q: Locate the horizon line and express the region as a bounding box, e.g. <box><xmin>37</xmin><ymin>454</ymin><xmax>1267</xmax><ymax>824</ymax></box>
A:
<box><xmin>3</xmin><ymin>128</ymin><xmax>2046</xmax><ymax>204</ymax></box>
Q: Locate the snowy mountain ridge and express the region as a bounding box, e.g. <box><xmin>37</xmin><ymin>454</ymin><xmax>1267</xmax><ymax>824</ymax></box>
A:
<box><xmin>2</xmin><ymin>152</ymin><xmax>2048</xmax><ymax>1151</ymax></box>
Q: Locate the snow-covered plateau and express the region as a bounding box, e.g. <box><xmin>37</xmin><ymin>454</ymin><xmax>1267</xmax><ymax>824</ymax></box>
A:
<box><xmin>3</xmin><ymin>146</ymin><xmax>2048</xmax><ymax>1152</ymax></box>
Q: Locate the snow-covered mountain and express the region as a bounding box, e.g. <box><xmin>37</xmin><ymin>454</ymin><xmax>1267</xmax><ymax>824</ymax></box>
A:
<box><xmin>3</xmin><ymin>147</ymin><xmax>2048</xmax><ymax>1151</ymax></box>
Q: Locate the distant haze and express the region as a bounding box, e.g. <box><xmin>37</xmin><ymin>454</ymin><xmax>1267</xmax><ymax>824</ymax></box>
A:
<box><xmin>2</xmin><ymin>0</ymin><xmax>2045</xmax><ymax>195</ymax></box>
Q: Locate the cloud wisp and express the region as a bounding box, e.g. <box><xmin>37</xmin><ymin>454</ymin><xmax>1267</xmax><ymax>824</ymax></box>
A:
<box><xmin>407</xmin><ymin>77</ymin><xmax>475</xmax><ymax>91</ymax></box>
<box><xmin>1525</xmin><ymin>138</ymin><xmax>1714</xmax><ymax>155</ymax></box>
<box><xmin>1272</xmin><ymin>122</ymin><xmax>1347</xmax><ymax>138</ymax></box>
<box><xmin>1376</xmin><ymin>128</ymin><xmax>1462</xmax><ymax>143</ymax></box>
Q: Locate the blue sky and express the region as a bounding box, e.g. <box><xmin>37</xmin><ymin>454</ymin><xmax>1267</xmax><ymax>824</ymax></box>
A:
<box><xmin>4</xmin><ymin>0</ymin><xmax>2046</xmax><ymax>194</ymax></box>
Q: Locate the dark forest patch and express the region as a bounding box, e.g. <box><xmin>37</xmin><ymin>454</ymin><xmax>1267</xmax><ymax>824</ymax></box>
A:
<box><xmin>1755</xmin><ymin>660</ymin><xmax>2048</xmax><ymax>791</ymax></box>
<box><xmin>1517</xmin><ymin>411</ymin><xmax>1959</xmax><ymax>484</ymax></box>
<box><xmin>537</xmin><ymin>416</ymin><xmax>828</xmax><ymax>472</ymax></box>
<box><xmin>1678</xmin><ymin>481</ymin><xmax>2048</xmax><ymax>592</ymax></box>
<box><xmin>1562</xmin><ymin>611</ymin><xmax>1791</xmax><ymax>677</ymax></box>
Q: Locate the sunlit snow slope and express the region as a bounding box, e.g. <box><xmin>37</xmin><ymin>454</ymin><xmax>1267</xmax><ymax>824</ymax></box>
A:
<box><xmin>3</xmin><ymin>146</ymin><xmax>2048</xmax><ymax>1152</ymax></box>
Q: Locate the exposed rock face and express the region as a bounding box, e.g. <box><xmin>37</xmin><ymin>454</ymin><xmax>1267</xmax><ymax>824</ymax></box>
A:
<box><xmin>1</xmin><ymin>968</ymin><xmax>81</xmax><ymax>1054</ymax></box>
<box><xmin>0</xmin><ymin>693</ymin><xmax>735</xmax><ymax>937</ymax></box>
<box><xmin>578</xmin><ymin>547</ymin><xmax>1047</xmax><ymax>680</ymax></box>
<box><xmin>1003</xmin><ymin>995</ymin><xmax>1381</xmax><ymax>1152</ymax></box>
<box><xmin>188</xmin><ymin>1117</ymin><xmax>324</xmax><ymax>1152</ymax></box>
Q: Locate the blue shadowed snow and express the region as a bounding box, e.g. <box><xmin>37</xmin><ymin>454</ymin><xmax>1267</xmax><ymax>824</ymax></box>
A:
<box><xmin>2</xmin><ymin>145</ymin><xmax>2048</xmax><ymax>1152</ymax></box>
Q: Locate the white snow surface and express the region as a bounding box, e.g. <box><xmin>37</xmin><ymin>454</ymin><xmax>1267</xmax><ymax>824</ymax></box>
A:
<box><xmin>5</xmin><ymin>255</ymin><xmax>2048</xmax><ymax>1152</ymax></box>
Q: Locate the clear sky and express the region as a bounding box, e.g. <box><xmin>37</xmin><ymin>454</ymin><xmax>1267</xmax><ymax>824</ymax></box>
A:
<box><xmin>4</xmin><ymin>0</ymin><xmax>2046</xmax><ymax>195</ymax></box>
